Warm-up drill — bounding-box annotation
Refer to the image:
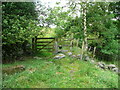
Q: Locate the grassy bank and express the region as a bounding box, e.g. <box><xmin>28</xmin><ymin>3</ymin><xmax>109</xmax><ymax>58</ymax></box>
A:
<box><xmin>2</xmin><ymin>52</ymin><xmax>118</xmax><ymax>88</ymax></box>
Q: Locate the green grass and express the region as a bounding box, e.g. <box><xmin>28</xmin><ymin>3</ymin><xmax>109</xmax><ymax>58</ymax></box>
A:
<box><xmin>2</xmin><ymin>52</ymin><xmax>118</xmax><ymax>88</ymax></box>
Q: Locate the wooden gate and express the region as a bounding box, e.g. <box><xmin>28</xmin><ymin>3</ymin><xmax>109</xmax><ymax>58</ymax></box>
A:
<box><xmin>32</xmin><ymin>36</ymin><xmax>55</xmax><ymax>52</ymax></box>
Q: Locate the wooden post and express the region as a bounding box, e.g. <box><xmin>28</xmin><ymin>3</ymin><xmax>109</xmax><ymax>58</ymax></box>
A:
<box><xmin>54</xmin><ymin>38</ymin><xmax>58</xmax><ymax>54</ymax></box>
<box><xmin>32</xmin><ymin>38</ymin><xmax>35</xmax><ymax>51</ymax></box>
<box><xmin>70</xmin><ymin>39</ymin><xmax>73</xmax><ymax>50</ymax></box>
<box><xmin>52</xmin><ymin>38</ymin><xmax>55</xmax><ymax>53</ymax></box>
<box><xmin>72</xmin><ymin>39</ymin><xmax>75</xmax><ymax>47</ymax></box>
<box><xmin>74</xmin><ymin>39</ymin><xmax>77</xmax><ymax>47</ymax></box>
<box><xmin>81</xmin><ymin>41</ymin><xmax>84</xmax><ymax>60</ymax></box>
<box><xmin>76</xmin><ymin>38</ymin><xmax>79</xmax><ymax>47</ymax></box>
<box><xmin>93</xmin><ymin>47</ymin><xmax>96</xmax><ymax>58</ymax></box>
<box><xmin>35</xmin><ymin>36</ymin><xmax>37</xmax><ymax>52</ymax></box>
<box><xmin>88</xmin><ymin>46</ymin><xmax>91</xmax><ymax>51</ymax></box>
<box><xmin>70</xmin><ymin>33</ymin><xmax>74</xmax><ymax>50</ymax></box>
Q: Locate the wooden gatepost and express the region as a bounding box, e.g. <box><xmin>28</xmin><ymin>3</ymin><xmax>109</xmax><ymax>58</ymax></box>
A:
<box><xmin>32</xmin><ymin>37</ymin><xmax>56</xmax><ymax>52</ymax></box>
<box><xmin>54</xmin><ymin>38</ymin><xmax>59</xmax><ymax>54</ymax></box>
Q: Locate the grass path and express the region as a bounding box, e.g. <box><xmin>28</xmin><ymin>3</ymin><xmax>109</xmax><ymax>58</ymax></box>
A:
<box><xmin>2</xmin><ymin>52</ymin><xmax>118</xmax><ymax>88</ymax></box>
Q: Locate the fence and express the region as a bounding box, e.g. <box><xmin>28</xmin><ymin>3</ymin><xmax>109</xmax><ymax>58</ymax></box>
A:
<box><xmin>32</xmin><ymin>36</ymin><xmax>55</xmax><ymax>52</ymax></box>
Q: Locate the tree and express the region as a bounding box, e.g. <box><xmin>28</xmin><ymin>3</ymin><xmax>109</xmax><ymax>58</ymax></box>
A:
<box><xmin>109</xmin><ymin>1</ymin><xmax>120</xmax><ymax>39</ymax></box>
<box><xmin>2</xmin><ymin>2</ymin><xmax>40</xmax><ymax>62</ymax></box>
<box><xmin>45</xmin><ymin>1</ymin><xmax>119</xmax><ymax>61</ymax></box>
<box><xmin>86</xmin><ymin>2</ymin><xmax>118</xmax><ymax>61</ymax></box>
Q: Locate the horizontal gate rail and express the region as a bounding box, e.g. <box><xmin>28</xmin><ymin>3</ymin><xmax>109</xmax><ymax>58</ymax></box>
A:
<box><xmin>37</xmin><ymin>48</ymin><xmax>53</xmax><ymax>49</ymax></box>
<box><xmin>87</xmin><ymin>38</ymin><xmax>98</xmax><ymax>40</ymax></box>
<box><xmin>36</xmin><ymin>45</ymin><xmax>53</xmax><ymax>46</ymax></box>
<box><xmin>32</xmin><ymin>36</ymin><xmax>56</xmax><ymax>52</ymax></box>
<box><xmin>38</xmin><ymin>39</ymin><xmax>54</xmax><ymax>50</ymax></box>
<box><xmin>36</xmin><ymin>41</ymin><xmax>51</xmax><ymax>43</ymax></box>
<box><xmin>36</xmin><ymin>38</ymin><xmax>55</xmax><ymax>39</ymax></box>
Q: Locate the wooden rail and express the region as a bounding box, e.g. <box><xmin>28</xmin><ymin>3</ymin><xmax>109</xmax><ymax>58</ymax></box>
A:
<box><xmin>37</xmin><ymin>48</ymin><xmax>53</xmax><ymax>49</ymax></box>
<box><xmin>36</xmin><ymin>45</ymin><xmax>53</xmax><ymax>46</ymax></box>
<box><xmin>36</xmin><ymin>38</ymin><xmax>55</xmax><ymax>39</ymax></box>
<box><xmin>38</xmin><ymin>39</ymin><xmax>55</xmax><ymax>51</ymax></box>
<box><xmin>36</xmin><ymin>41</ymin><xmax>51</xmax><ymax>43</ymax></box>
<box><xmin>32</xmin><ymin>37</ymin><xmax>55</xmax><ymax>52</ymax></box>
<box><xmin>87</xmin><ymin>38</ymin><xmax>98</xmax><ymax>40</ymax></box>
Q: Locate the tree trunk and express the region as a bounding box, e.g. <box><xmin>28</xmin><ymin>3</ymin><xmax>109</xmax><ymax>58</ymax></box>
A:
<box><xmin>81</xmin><ymin>2</ymin><xmax>88</xmax><ymax>59</ymax></box>
<box><xmin>83</xmin><ymin>2</ymin><xmax>88</xmax><ymax>52</ymax></box>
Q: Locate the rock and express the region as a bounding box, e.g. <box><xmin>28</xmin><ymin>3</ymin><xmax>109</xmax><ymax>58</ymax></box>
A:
<box><xmin>53</xmin><ymin>53</ymin><xmax>65</xmax><ymax>59</ymax></box>
<box><xmin>112</xmin><ymin>68</ymin><xmax>119</xmax><ymax>73</ymax></box>
<box><xmin>71</xmin><ymin>55</ymin><xmax>77</xmax><ymax>58</ymax></box>
<box><xmin>48</xmin><ymin>61</ymin><xmax>53</xmax><ymax>63</ymax></box>
<box><xmin>77</xmin><ymin>54</ymin><xmax>82</xmax><ymax>57</ymax></box>
<box><xmin>97</xmin><ymin>62</ymin><xmax>106</xmax><ymax>69</ymax></box>
<box><xmin>33</xmin><ymin>56</ymin><xmax>42</xmax><ymax>60</ymax></box>
<box><xmin>90</xmin><ymin>60</ymin><xmax>95</xmax><ymax>64</ymax></box>
<box><xmin>67</xmin><ymin>52</ymin><xmax>72</xmax><ymax>56</ymax></box>
<box><xmin>107</xmin><ymin>64</ymin><xmax>116</xmax><ymax>70</ymax></box>
<box><xmin>77</xmin><ymin>54</ymin><xmax>82</xmax><ymax>59</ymax></box>
<box><xmin>61</xmin><ymin>50</ymin><xmax>68</xmax><ymax>53</ymax></box>
<box><xmin>84</xmin><ymin>56</ymin><xmax>90</xmax><ymax>61</ymax></box>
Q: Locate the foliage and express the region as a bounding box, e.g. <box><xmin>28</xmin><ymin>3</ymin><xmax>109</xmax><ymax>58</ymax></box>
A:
<box><xmin>2</xmin><ymin>2</ymin><xmax>40</xmax><ymax>44</ymax></box>
<box><xmin>46</xmin><ymin>2</ymin><xmax>119</xmax><ymax>61</ymax></box>
<box><xmin>2</xmin><ymin>1</ymin><xmax>119</xmax><ymax>62</ymax></box>
<box><xmin>46</xmin><ymin>6</ymin><xmax>73</xmax><ymax>38</ymax></box>
<box><xmin>109</xmin><ymin>2</ymin><xmax>120</xmax><ymax>41</ymax></box>
<box><xmin>2</xmin><ymin>2</ymin><xmax>41</xmax><ymax>62</ymax></box>
<box><xmin>36</xmin><ymin>1</ymin><xmax>52</xmax><ymax>27</ymax></box>
<box><xmin>86</xmin><ymin>2</ymin><xmax>118</xmax><ymax>61</ymax></box>
<box><xmin>2</xmin><ymin>16</ymin><xmax>40</xmax><ymax>44</ymax></box>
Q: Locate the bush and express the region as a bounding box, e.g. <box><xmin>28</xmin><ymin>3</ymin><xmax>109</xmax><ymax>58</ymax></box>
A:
<box><xmin>2</xmin><ymin>2</ymin><xmax>40</xmax><ymax>63</ymax></box>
